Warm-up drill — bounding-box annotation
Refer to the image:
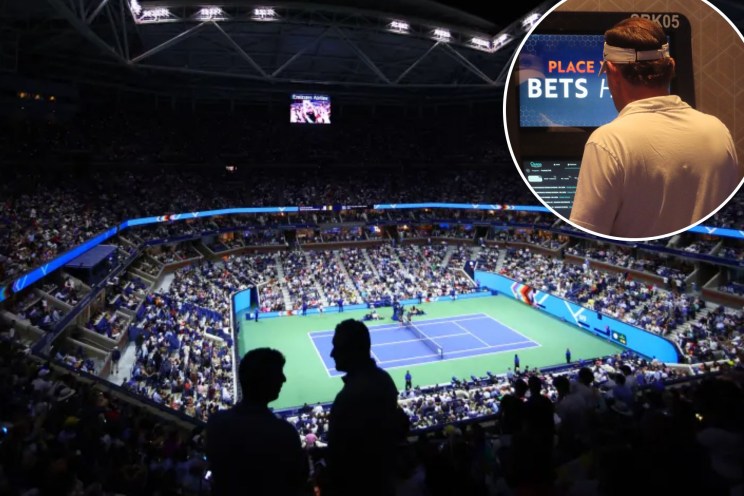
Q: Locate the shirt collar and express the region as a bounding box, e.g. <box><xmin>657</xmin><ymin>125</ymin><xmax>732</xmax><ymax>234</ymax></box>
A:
<box><xmin>341</xmin><ymin>358</ymin><xmax>377</xmax><ymax>384</ymax></box>
<box><xmin>618</xmin><ymin>95</ymin><xmax>688</xmax><ymax>119</ymax></box>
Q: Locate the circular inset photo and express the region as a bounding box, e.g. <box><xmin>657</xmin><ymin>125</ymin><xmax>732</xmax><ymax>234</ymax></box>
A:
<box><xmin>503</xmin><ymin>0</ymin><xmax>744</xmax><ymax>241</ymax></box>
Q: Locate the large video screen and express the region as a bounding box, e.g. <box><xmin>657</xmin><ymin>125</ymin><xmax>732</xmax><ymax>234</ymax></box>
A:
<box><xmin>518</xmin><ymin>34</ymin><xmax>617</xmax><ymax>128</ymax></box>
<box><xmin>290</xmin><ymin>93</ymin><xmax>331</xmax><ymax>124</ymax></box>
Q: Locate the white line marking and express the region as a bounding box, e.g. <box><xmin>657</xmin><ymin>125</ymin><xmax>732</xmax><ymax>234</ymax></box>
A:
<box><xmin>375</xmin><ymin>340</ymin><xmax>538</xmax><ymax>366</ymax></box>
<box><xmin>480</xmin><ymin>314</ymin><xmax>539</xmax><ymax>345</ymax></box>
<box><xmin>452</xmin><ymin>321</ymin><xmax>491</xmax><ymax>347</ymax></box>
<box><xmin>371</xmin><ymin>332</ymin><xmax>470</xmax><ymax>347</ymax></box>
<box><xmin>313</xmin><ymin>311</ymin><xmax>541</xmax><ymax>375</ymax></box>
<box><xmin>375</xmin><ymin>351</ymin><xmax>444</xmax><ymax>364</ymax></box>
<box><xmin>307</xmin><ymin>332</ymin><xmax>333</xmax><ymax>378</ymax></box>
<box><xmin>309</xmin><ymin>315</ymin><xmax>491</xmax><ymax>338</ymax></box>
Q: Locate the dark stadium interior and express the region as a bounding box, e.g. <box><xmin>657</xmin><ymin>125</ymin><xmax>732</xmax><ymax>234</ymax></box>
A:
<box><xmin>0</xmin><ymin>0</ymin><xmax>743</xmax><ymax>495</ymax></box>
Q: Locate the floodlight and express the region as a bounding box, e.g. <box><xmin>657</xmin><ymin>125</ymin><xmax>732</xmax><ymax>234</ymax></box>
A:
<box><xmin>141</xmin><ymin>8</ymin><xmax>170</xmax><ymax>21</ymax></box>
<box><xmin>389</xmin><ymin>20</ymin><xmax>409</xmax><ymax>33</ymax></box>
<box><xmin>129</xmin><ymin>0</ymin><xmax>142</xmax><ymax>15</ymax></box>
<box><xmin>493</xmin><ymin>34</ymin><xmax>510</xmax><ymax>48</ymax></box>
<box><xmin>252</xmin><ymin>7</ymin><xmax>277</xmax><ymax>20</ymax></box>
<box><xmin>522</xmin><ymin>13</ymin><xmax>541</xmax><ymax>30</ymax></box>
<box><xmin>433</xmin><ymin>28</ymin><xmax>451</xmax><ymax>41</ymax></box>
<box><xmin>471</xmin><ymin>37</ymin><xmax>491</xmax><ymax>50</ymax></box>
<box><xmin>197</xmin><ymin>7</ymin><xmax>225</xmax><ymax>20</ymax></box>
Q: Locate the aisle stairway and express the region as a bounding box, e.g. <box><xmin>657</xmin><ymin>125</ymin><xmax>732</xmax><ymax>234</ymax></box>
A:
<box><xmin>274</xmin><ymin>252</ymin><xmax>293</xmax><ymax>310</ymax></box>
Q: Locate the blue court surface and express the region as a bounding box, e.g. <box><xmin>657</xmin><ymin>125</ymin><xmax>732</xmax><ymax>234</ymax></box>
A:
<box><xmin>309</xmin><ymin>313</ymin><xmax>540</xmax><ymax>376</ymax></box>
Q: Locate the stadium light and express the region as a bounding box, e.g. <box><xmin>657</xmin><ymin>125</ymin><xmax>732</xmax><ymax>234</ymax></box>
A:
<box><xmin>522</xmin><ymin>13</ymin><xmax>541</xmax><ymax>30</ymax></box>
<box><xmin>252</xmin><ymin>7</ymin><xmax>277</xmax><ymax>21</ymax></box>
<box><xmin>433</xmin><ymin>28</ymin><xmax>451</xmax><ymax>41</ymax></box>
<box><xmin>470</xmin><ymin>37</ymin><xmax>491</xmax><ymax>50</ymax></box>
<box><xmin>389</xmin><ymin>20</ymin><xmax>410</xmax><ymax>33</ymax></box>
<box><xmin>196</xmin><ymin>7</ymin><xmax>226</xmax><ymax>21</ymax></box>
<box><xmin>492</xmin><ymin>33</ymin><xmax>511</xmax><ymax>48</ymax></box>
<box><xmin>129</xmin><ymin>0</ymin><xmax>142</xmax><ymax>16</ymax></box>
<box><xmin>140</xmin><ymin>8</ymin><xmax>171</xmax><ymax>22</ymax></box>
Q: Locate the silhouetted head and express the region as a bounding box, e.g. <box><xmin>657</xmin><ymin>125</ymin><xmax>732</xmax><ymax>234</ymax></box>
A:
<box><xmin>331</xmin><ymin>319</ymin><xmax>371</xmax><ymax>373</ymax></box>
<box><xmin>239</xmin><ymin>348</ymin><xmax>286</xmax><ymax>405</ymax></box>
<box><xmin>528</xmin><ymin>375</ymin><xmax>542</xmax><ymax>395</ymax></box>
<box><xmin>514</xmin><ymin>379</ymin><xmax>528</xmax><ymax>398</ymax></box>
<box><xmin>553</xmin><ymin>375</ymin><xmax>570</xmax><ymax>397</ymax></box>
<box><xmin>615</xmin><ymin>372</ymin><xmax>626</xmax><ymax>386</ymax></box>
<box><xmin>578</xmin><ymin>367</ymin><xmax>594</xmax><ymax>386</ymax></box>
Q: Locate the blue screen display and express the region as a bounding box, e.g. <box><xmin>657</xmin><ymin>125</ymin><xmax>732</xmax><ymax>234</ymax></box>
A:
<box><xmin>519</xmin><ymin>34</ymin><xmax>617</xmax><ymax>127</ymax></box>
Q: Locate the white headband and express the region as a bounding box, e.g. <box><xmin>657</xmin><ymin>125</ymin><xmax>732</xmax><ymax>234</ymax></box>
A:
<box><xmin>599</xmin><ymin>42</ymin><xmax>670</xmax><ymax>75</ymax></box>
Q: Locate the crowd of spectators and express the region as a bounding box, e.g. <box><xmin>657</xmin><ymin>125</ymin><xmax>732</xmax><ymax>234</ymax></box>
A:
<box><xmin>501</xmin><ymin>230</ymin><xmax>565</xmax><ymax>250</ymax></box>
<box><xmin>9</xmin><ymin>294</ymin><xmax>64</xmax><ymax>332</ymax></box>
<box><xmin>0</xmin><ymin>102</ymin><xmax>511</xmax><ymax>166</ymax></box>
<box><xmin>710</xmin><ymin>194</ymin><xmax>744</xmax><ymax>230</ymax></box>
<box><xmin>0</xmin><ymin>163</ymin><xmax>534</xmax><ymax>285</ymax></box>
<box><xmin>718</xmin><ymin>282</ymin><xmax>744</xmax><ymax>296</ymax></box>
<box><xmin>0</xmin><ymin>337</ymin><xmax>211</xmax><ymax>495</ymax></box>
<box><xmin>680</xmin><ymin>238</ymin><xmax>719</xmax><ymax>255</ymax></box>
<box><xmin>84</xmin><ymin>308</ymin><xmax>128</xmax><ymax>341</ymax></box>
<box><xmin>276</xmin><ymin>352</ymin><xmax>744</xmax><ymax>495</ymax></box>
<box><xmin>281</xmin><ymin>352</ymin><xmax>688</xmax><ymax>434</ymax></box>
<box><xmin>318</xmin><ymin>227</ymin><xmax>365</xmax><ymax>243</ymax></box>
<box><xmin>718</xmin><ymin>244</ymin><xmax>744</xmax><ymax>261</ymax></box>
<box><xmin>106</xmin><ymin>273</ymin><xmax>150</xmax><ymax>312</ymax></box>
<box><xmin>149</xmin><ymin>244</ymin><xmax>202</xmax><ymax>265</ymax></box>
<box><xmin>278</xmin><ymin>250</ymin><xmax>326</xmax><ymax>310</ymax></box>
<box><xmin>500</xmin><ymin>249</ymin><xmax>700</xmax><ymax>335</ymax></box>
<box><xmin>42</xmin><ymin>275</ymin><xmax>85</xmax><ymax>307</ymax></box>
<box><xmin>310</xmin><ymin>250</ymin><xmax>363</xmax><ymax>308</ymax></box>
<box><xmin>126</xmin><ymin>293</ymin><xmax>235</xmax><ymax>421</ymax></box>
<box><xmin>678</xmin><ymin>305</ymin><xmax>744</xmax><ymax>363</ymax></box>
<box><xmin>361</xmin><ymin>244</ymin><xmax>476</xmax><ymax>303</ymax></box>
<box><xmin>565</xmin><ymin>244</ymin><xmax>692</xmax><ymax>290</ymax></box>
<box><xmin>130</xmin><ymin>257</ymin><xmax>161</xmax><ymax>278</ymax></box>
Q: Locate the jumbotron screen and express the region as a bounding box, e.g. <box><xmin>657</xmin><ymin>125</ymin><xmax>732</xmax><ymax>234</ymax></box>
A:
<box><xmin>290</xmin><ymin>93</ymin><xmax>331</xmax><ymax>124</ymax></box>
<box><xmin>518</xmin><ymin>34</ymin><xmax>616</xmax><ymax>128</ymax></box>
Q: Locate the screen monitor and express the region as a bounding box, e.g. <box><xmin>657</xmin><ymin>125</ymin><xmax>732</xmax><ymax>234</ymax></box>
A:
<box><xmin>506</xmin><ymin>12</ymin><xmax>694</xmax><ymax>218</ymax></box>
<box><xmin>519</xmin><ymin>34</ymin><xmax>616</xmax><ymax>128</ymax></box>
<box><xmin>522</xmin><ymin>159</ymin><xmax>581</xmax><ymax>218</ymax></box>
<box><xmin>290</xmin><ymin>93</ymin><xmax>331</xmax><ymax>124</ymax></box>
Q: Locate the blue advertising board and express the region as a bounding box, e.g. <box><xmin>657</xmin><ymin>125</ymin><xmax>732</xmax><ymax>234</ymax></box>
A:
<box><xmin>475</xmin><ymin>270</ymin><xmax>679</xmax><ymax>363</ymax></box>
<box><xmin>2</xmin><ymin>201</ymin><xmax>743</xmax><ymax>305</ymax></box>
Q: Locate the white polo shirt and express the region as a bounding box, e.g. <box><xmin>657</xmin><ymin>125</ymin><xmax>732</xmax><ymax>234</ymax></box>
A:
<box><xmin>570</xmin><ymin>95</ymin><xmax>741</xmax><ymax>238</ymax></box>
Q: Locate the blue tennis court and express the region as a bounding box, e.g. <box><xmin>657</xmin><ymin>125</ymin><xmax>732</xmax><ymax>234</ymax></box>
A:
<box><xmin>309</xmin><ymin>313</ymin><xmax>540</xmax><ymax>376</ymax></box>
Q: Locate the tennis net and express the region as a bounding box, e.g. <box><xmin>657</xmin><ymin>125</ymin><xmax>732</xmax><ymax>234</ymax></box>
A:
<box><xmin>405</xmin><ymin>321</ymin><xmax>443</xmax><ymax>359</ymax></box>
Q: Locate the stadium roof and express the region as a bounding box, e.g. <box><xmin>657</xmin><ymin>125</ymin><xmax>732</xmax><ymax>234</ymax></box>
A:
<box><xmin>2</xmin><ymin>0</ymin><xmax>556</xmax><ymax>102</ymax></box>
<box><xmin>7</xmin><ymin>0</ymin><xmax>740</xmax><ymax>103</ymax></box>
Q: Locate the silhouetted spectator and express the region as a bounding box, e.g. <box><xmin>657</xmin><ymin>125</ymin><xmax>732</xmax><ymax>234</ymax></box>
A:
<box><xmin>111</xmin><ymin>346</ymin><xmax>121</xmax><ymax>374</ymax></box>
<box><xmin>498</xmin><ymin>379</ymin><xmax>527</xmax><ymax>444</ymax></box>
<box><xmin>326</xmin><ymin>319</ymin><xmax>407</xmax><ymax>496</ymax></box>
<box><xmin>525</xmin><ymin>375</ymin><xmax>555</xmax><ymax>438</ymax></box>
<box><xmin>207</xmin><ymin>348</ymin><xmax>308</xmax><ymax>496</ymax></box>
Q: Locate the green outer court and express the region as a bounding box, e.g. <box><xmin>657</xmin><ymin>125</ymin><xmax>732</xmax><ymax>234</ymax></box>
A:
<box><xmin>238</xmin><ymin>296</ymin><xmax>624</xmax><ymax>410</ymax></box>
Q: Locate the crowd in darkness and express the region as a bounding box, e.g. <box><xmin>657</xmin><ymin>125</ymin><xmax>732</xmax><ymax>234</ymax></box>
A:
<box><xmin>0</xmin><ymin>338</ymin><xmax>211</xmax><ymax>495</ymax></box>
<box><xmin>0</xmin><ymin>166</ymin><xmax>529</xmax><ymax>284</ymax></box>
<box><xmin>2</xmin><ymin>109</ymin><xmax>744</xmax><ymax>494</ymax></box>
<box><xmin>2</xmin><ymin>318</ymin><xmax>741</xmax><ymax>496</ymax></box>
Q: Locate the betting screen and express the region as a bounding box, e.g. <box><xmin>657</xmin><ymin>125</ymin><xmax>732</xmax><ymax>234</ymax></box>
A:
<box><xmin>522</xmin><ymin>159</ymin><xmax>581</xmax><ymax>218</ymax></box>
<box><xmin>290</xmin><ymin>93</ymin><xmax>331</xmax><ymax>124</ymax></box>
<box><xmin>518</xmin><ymin>34</ymin><xmax>617</xmax><ymax>128</ymax></box>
